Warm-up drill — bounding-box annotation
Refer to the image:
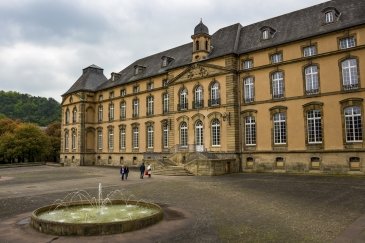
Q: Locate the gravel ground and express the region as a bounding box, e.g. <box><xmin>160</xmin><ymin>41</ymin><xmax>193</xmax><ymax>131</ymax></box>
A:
<box><xmin>1</xmin><ymin>166</ymin><xmax>365</xmax><ymax>242</ymax></box>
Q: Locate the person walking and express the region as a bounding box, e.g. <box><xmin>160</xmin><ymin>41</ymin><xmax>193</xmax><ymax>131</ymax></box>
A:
<box><xmin>124</xmin><ymin>166</ymin><xmax>129</xmax><ymax>180</ymax></box>
<box><xmin>120</xmin><ymin>165</ymin><xmax>125</xmax><ymax>180</ymax></box>
<box><xmin>140</xmin><ymin>162</ymin><xmax>145</xmax><ymax>179</ymax></box>
<box><xmin>147</xmin><ymin>163</ymin><xmax>152</xmax><ymax>178</ymax></box>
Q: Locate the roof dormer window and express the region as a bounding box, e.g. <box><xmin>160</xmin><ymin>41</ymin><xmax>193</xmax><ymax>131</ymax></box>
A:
<box><xmin>161</xmin><ymin>56</ymin><xmax>174</xmax><ymax>67</ymax></box>
<box><xmin>322</xmin><ymin>7</ymin><xmax>340</xmax><ymax>24</ymax></box>
<box><xmin>134</xmin><ymin>65</ymin><xmax>146</xmax><ymax>75</ymax></box>
<box><xmin>111</xmin><ymin>72</ymin><xmax>121</xmax><ymax>82</ymax></box>
<box><xmin>260</xmin><ymin>26</ymin><xmax>276</xmax><ymax>40</ymax></box>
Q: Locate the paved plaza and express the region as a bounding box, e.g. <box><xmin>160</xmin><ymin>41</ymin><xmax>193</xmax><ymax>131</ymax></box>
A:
<box><xmin>0</xmin><ymin>165</ymin><xmax>365</xmax><ymax>242</ymax></box>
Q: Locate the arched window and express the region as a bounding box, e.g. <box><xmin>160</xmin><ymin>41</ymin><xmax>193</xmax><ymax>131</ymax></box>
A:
<box><xmin>341</xmin><ymin>59</ymin><xmax>359</xmax><ymax>90</ymax></box>
<box><xmin>195</xmin><ymin>120</ymin><xmax>203</xmax><ymax>146</ymax></box>
<box><xmin>344</xmin><ymin>106</ymin><xmax>363</xmax><ymax>142</ymax></box>
<box><xmin>97</xmin><ymin>129</ymin><xmax>103</xmax><ymax>150</ymax></box>
<box><xmin>179</xmin><ymin>88</ymin><xmax>188</xmax><ymax>110</ymax></box>
<box><xmin>196</xmin><ymin>40</ymin><xmax>200</xmax><ymax>51</ymax></box>
<box><xmin>210</xmin><ymin>82</ymin><xmax>220</xmax><ymax>106</ymax></box>
<box><xmin>72</xmin><ymin>107</ymin><xmax>77</xmax><ymax>123</ymax></box>
<box><xmin>65</xmin><ymin>109</ymin><xmax>70</xmax><ymax>124</ymax></box>
<box><xmin>180</xmin><ymin>122</ymin><xmax>188</xmax><ymax>147</ymax></box>
<box><xmin>64</xmin><ymin>131</ymin><xmax>69</xmax><ymax>150</ymax></box>
<box><xmin>305</xmin><ymin>65</ymin><xmax>319</xmax><ymax>95</ymax></box>
<box><xmin>211</xmin><ymin>119</ymin><xmax>220</xmax><ymax>146</ymax></box>
<box><xmin>108</xmin><ymin>128</ymin><xmax>114</xmax><ymax>150</ymax></box>
<box><xmin>205</xmin><ymin>40</ymin><xmax>208</xmax><ymax>50</ymax></box>
<box><xmin>194</xmin><ymin>85</ymin><xmax>203</xmax><ymax>108</ymax></box>
<box><xmin>71</xmin><ymin>130</ymin><xmax>76</xmax><ymax>150</ymax></box>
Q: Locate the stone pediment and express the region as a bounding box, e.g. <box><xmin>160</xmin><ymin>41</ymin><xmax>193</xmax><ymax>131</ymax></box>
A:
<box><xmin>170</xmin><ymin>63</ymin><xmax>229</xmax><ymax>84</ymax></box>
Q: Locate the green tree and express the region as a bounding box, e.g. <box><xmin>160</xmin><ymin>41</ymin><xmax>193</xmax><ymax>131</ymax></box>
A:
<box><xmin>45</xmin><ymin>122</ymin><xmax>61</xmax><ymax>162</ymax></box>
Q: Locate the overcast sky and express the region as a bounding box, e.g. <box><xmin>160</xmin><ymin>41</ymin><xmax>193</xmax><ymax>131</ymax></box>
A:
<box><xmin>0</xmin><ymin>0</ymin><xmax>328</xmax><ymax>102</ymax></box>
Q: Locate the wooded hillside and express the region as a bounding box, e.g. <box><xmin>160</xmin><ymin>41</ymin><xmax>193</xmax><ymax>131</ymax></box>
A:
<box><xmin>0</xmin><ymin>91</ymin><xmax>60</xmax><ymax>126</ymax></box>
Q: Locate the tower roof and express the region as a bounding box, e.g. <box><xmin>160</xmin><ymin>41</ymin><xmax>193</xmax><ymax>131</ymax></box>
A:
<box><xmin>194</xmin><ymin>19</ymin><xmax>209</xmax><ymax>35</ymax></box>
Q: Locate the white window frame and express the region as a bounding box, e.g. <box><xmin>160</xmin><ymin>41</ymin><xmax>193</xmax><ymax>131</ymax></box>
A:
<box><xmin>180</xmin><ymin>122</ymin><xmax>188</xmax><ymax>147</ymax></box>
<box><xmin>133</xmin><ymin>127</ymin><xmax>139</xmax><ymax>148</ymax></box>
<box><xmin>180</xmin><ymin>89</ymin><xmax>188</xmax><ymax>110</ymax></box>
<box><xmin>245</xmin><ymin>116</ymin><xmax>256</xmax><ymax>146</ymax></box>
<box><xmin>345</xmin><ymin>106</ymin><xmax>363</xmax><ymax>142</ymax></box>
<box><xmin>307</xmin><ymin>110</ymin><xmax>322</xmax><ymax>144</ymax></box>
<box><xmin>305</xmin><ymin>65</ymin><xmax>319</xmax><ymax>95</ymax></box>
<box><xmin>195</xmin><ymin>86</ymin><xmax>203</xmax><ymax>107</ymax></box>
<box><xmin>98</xmin><ymin>105</ymin><xmax>103</xmax><ymax>122</ymax></box>
<box><xmin>325</xmin><ymin>11</ymin><xmax>334</xmax><ymax>23</ymax></box>
<box><xmin>163</xmin><ymin>93</ymin><xmax>169</xmax><ymax>113</ymax></box>
<box><xmin>120</xmin><ymin>127</ymin><xmax>126</xmax><ymax>149</ymax></box>
<box><xmin>272</xmin><ymin>72</ymin><xmax>284</xmax><ymax>99</ymax></box>
<box><xmin>72</xmin><ymin>108</ymin><xmax>77</xmax><ymax>123</ymax></box>
<box><xmin>97</xmin><ymin>130</ymin><xmax>103</xmax><ymax>150</ymax></box>
<box><xmin>340</xmin><ymin>37</ymin><xmax>356</xmax><ymax>49</ymax></box>
<box><xmin>133</xmin><ymin>99</ymin><xmax>139</xmax><ymax>117</ymax></box>
<box><xmin>147</xmin><ymin>96</ymin><xmax>154</xmax><ymax>115</ymax></box>
<box><xmin>271</xmin><ymin>53</ymin><xmax>282</xmax><ymax>63</ymax></box>
<box><xmin>109</xmin><ymin>103</ymin><xmax>114</xmax><ymax>121</ymax></box>
<box><xmin>243</xmin><ymin>59</ymin><xmax>253</xmax><ymax>70</ymax></box>
<box><xmin>108</xmin><ymin>129</ymin><xmax>114</xmax><ymax>150</ymax></box>
<box><xmin>147</xmin><ymin>125</ymin><xmax>154</xmax><ymax>149</ymax></box>
<box><xmin>244</xmin><ymin>77</ymin><xmax>254</xmax><ymax>103</ymax></box>
<box><xmin>211</xmin><ymin>119</ymin><xmax>221</xmax><ymax>146</ymax></box>
<box><xmin>273</xmin><ymin>113</ymin><xmax>286</xmax><ymax>145</ymax></box>
<box><xmin>163</xmin><ymin>123</ymin><xmax>169</xmax><ymax>148</ymax></box>
<box><xmin>303</xmin><ymin>45</ymin><xmax>317</xmax><ymax>57</ymax></box>
<box><xmin>64</xmin><ymin>131</ymin><xmax>69</xmax><ymax>150</ymax></box>
<box><xmin>211</xmin><ymin>82</ymin><xmax>219</xmax><ymax>101</ymax></box>
<box><xmin>342</xmin><ymin>59</ymin><xmax>359</xmax><ymax>90</ymax></box>
<box><xmin>65</xmin><ymin>109</ymin><xmax>70</xmax><ymax>124</ymax></box>
<box><xmin>120</xmin><ymin>102</ymin><xmax>126</xmax><ymax>119</ymax></box>
<box><xmin>195</xmin><ymin>120</ymin><xmax>204</xmax><ymax>146</ymax></box>
<box><xmin>72</xmin><ymin>130</ymin><xmax>76</xmax><ymax>150</ymax></box>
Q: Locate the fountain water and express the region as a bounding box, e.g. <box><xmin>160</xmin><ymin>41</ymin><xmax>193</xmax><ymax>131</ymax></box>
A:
<box><xmin>30</xmin><ymin>183</ymin><xmax>163</xmax><ymax>236</ymax></box>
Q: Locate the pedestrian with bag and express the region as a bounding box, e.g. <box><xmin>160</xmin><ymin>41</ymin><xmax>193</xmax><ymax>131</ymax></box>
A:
<box><xmin>147</xmin><ymin>163</ymin><xmax>152</xmax><ymax>178</ymax></box>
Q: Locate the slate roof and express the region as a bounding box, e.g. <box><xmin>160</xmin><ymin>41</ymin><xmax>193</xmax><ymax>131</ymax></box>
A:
<box><xmin>63</xmin><ymin>65</ymin><xmax>108</xmax><ymax>96</ymax></box>
<box><xmin>194</xmin><ymin>20</ymin><xmax>209</xmax><ymax>35</ymax></box>
<box><xmin>64</xmin><ymin>0</ymin><xmax>365</xmax><ymax>96</ymax></box>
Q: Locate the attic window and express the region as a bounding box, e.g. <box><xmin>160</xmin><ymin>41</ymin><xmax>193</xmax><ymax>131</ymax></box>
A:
<box><xmin>161</xmin><ymin>56</ymin><xmax>174</xmax><ymax>67</ymax></box>
<box><xmin>322</xmin><ymin>7</ymin><xmax>340</xmax><ymax>24</ymax></box>
<box><xmin>260</xmin><ymin>26</ymin><xmax>276</xmax><ymax>40</ymax></box>
<box><xmin>111</xmin><ymin>72</ymin><xmax>121</xmax><ymax>82</ymax></box>
<box><xmin>99</xmin><ymin>95</ymin><xmax>103</xmax><ymax>101</ymax></box>
<box><xmin>134</xmin><ymin>65</ymin><xmax>145</xmax><ymax>75</ymax></box>
<box><xmin>109</xmin><ymin>91</ymin><xmax>114</xmax><ymax>99</ymax></box>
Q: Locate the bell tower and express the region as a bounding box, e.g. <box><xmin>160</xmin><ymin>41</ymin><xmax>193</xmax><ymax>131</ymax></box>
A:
<box><xmin>191</xmin><ymin>19</ymin><xmax>211</xmax><ymax>62</ymax></box>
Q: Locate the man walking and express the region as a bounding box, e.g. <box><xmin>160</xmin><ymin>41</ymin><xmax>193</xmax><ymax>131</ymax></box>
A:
<box><xmin>139</xmin><ymin>162</ymin><xmax>145</xmax><ymax>179</ymax></box>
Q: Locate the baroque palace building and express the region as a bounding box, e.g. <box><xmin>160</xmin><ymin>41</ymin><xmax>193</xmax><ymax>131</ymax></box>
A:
<box><xmin>61</xmin><ymin>0</ymin><xmax>365</xmax><ymax>175</ymax></box>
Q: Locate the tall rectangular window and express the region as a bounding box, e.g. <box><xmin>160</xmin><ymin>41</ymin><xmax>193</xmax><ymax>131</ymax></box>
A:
<box><xmin>98</xmin><ymin>106</ymin><xmax>103</xmax><ymax>122</ymax></box>
<box><xmin>147</xmin><ymin>96</ymin><xmax>154</xmax><ymax>116</ymax></box>
<box><xmin>307</xmin><ymin>110</ymin><xmax>322</xmax><ymax>144</ymax></box>
<box><xmin>109</xmin><ymin>104</ymin><xmax>114</xmax><ymax>121</ymax></box>
<box><xmin>342</xmin><ymin>59</ymin><xmax>359</xmax><ymax>90</ymax></box>
<box><xmin>305</xmin><ymin>65</ymin><xmax>319</xmax><ymax>95</ymax></box>
<box><xmin>120</xmin><ymin>102</ymin><xmax>126</xmax><ymax>119</ymax></box>
<box><xmin>274</xmin><ymin>113</ymin><xmax>286</xmax><ymax>144</ymax></box>
<box><xmin>244</xmin><ymin>77</ymin><xmax>254</xmax><ymax>103</ymax></box>
<box><xmin>64</xmin><ymin>132</ymin><xmax>69</xmax><ymax>150</ymax></box>
<box><xmin>120</xmin><ymin>127</ymin><xmax>126</xmax><ymax>149</ymax></box>
<box><xmin>133</xmin><ymin>99</ymin><xmax>139</xmax><ymax>117</ymax></box>
<box><xmin>163</xmin><ymin>93</ymin><xmax>169</xmax><ymax>113</ymax></box>
<box><xmin>72</xmin><ymin>131</ymin><xmax>76</xmax><ymax>150</ymax></box>
<box><xmin>147</xmin><ymin>125</ymin><xmax>154</xmax><ymax>148</ymax></box>
<box><xmin>303</xmin><ymin>45</ymin><xmax>317</xmax><ymax>57</ymax></box>
<box><xmin>133</xmin><ymin>127</ymin><xmax>139</xmax><ymax>148</ymax></box>
<box><xmin>345</xmin><ymin>106</ymin><xmax>363</xmax><ymax>142</ymax></box>
<box><xmin>339</xmin><ymin>37</ymin><xmax>356</xmax><ymax>49</ymax></box>
<box><xmin>211</xmin><ymin>119</ymin><xmax>220</xmax><ymax>146</ymax></box>
<box><xmin>108</xmin><ymin>129</ymin><xmax>114</xmax><ymax>150</ymax></box>
<box><xmin>245</xmin><ymin>116</ymin><xmax>256</xmax><ymax>145</ymax></box>
<box><xmin>163</xmin><ymin>123</ymin><xmax>169</xmax><ymax>148</ymax></box>
<box><xmin>272</xmin><ymin>72</ymin><xmax>284</xmax><ymax>99</ymax></box>
<box><xmin>97</xmin><ymin>130</ymin><xmax>103</xmax><ymax>150</ymax></box>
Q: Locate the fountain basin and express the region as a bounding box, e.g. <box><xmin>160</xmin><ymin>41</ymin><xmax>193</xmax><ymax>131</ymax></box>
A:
<box><xmin>30</xmin><ymin>200</ymin><xmax>163</xmax><ymax>236</ymax></box>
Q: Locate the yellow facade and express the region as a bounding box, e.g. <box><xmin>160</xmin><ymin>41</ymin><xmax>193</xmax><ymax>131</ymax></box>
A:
<box><xmin>61</xmin><ymin>1</ymin><xmax>365</xmax><ymax>175</ymax></box>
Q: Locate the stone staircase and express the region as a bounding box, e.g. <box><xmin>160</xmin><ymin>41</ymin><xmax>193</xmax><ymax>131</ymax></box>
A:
<box><xmin>152</xmin><ymin>166</ymin><xmax>194</xmax><ymax>176</ymax></box>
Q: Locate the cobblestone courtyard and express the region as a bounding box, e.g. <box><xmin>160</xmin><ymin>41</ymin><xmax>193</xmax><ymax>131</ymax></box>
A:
<box><xmin>0</xmin><ymin>166</ymin><xmax>365</xmax><ymax>242</ymax></box>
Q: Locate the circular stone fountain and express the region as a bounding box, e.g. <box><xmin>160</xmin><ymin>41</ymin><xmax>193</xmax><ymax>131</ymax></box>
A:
<box><xmin>30</xmin><ymin>184</ymin><xmax>163</xmax><ymax>236</ymax></box>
